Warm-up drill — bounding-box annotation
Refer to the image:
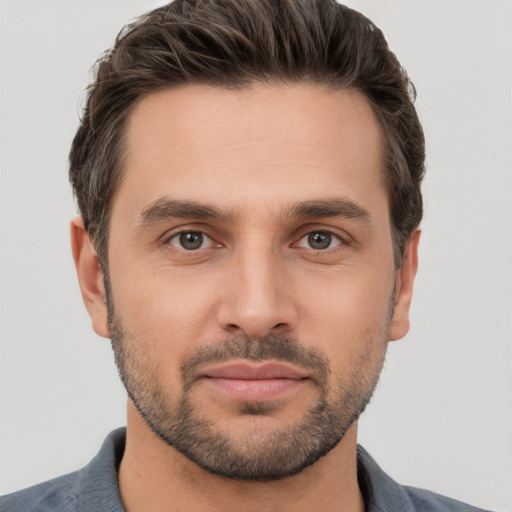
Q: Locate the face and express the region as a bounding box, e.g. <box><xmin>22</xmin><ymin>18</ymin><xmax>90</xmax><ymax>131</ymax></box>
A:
<box><xmin>74</xmin><ymin>84</ymin><xmax>418</xmax><ymax>481</ymax></box>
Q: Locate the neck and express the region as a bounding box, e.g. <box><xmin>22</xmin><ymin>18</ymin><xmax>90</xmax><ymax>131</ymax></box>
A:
<box><xmin>118</xmin><ymin>401</ymin><xmax>365</xmax><ymax>512</ymax></box>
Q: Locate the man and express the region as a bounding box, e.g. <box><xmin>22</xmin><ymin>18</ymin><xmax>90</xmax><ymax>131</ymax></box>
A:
<box><xmin>0</xmin><ymin>1</ymin><xmax>494</xmax><ymax>510</ymax></box>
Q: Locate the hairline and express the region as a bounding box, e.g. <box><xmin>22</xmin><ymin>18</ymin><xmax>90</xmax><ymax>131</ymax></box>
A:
<box><xmin>91</xmin><ymin>79</ymin><xmax>409</xmax><ymax>272</ymax></box>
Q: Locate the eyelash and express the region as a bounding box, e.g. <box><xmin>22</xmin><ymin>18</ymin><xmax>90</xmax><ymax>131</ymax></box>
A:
<box><xmin>294</xmin><ymin>230</ymin><xmax>345</xmax><ymax>251</ymax></box>
<box><xmin>164</xmin><ymin>229</ymin><xmax>218</xmax><ymax>251</ymax></box>
<box><xmin>163</xmin><ymin>227</ymin><xmax>348</xmax><ymax>253</ymax></box>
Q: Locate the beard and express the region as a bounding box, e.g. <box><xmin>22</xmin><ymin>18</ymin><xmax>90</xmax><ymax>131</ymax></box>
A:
<box><xmin>107</xmin><ymin>290</ymin><xmax>389</xmax><ymax>482</ymax></box>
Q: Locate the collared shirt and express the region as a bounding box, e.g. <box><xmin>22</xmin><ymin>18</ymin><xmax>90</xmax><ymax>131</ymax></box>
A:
<box><xmin>0</xmin><ymin>428</ymin><xmax>492</xmax><ymax>511</ymax></box>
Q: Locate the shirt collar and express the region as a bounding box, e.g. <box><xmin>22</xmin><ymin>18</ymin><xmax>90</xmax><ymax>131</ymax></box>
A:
<box><xmin>76</xmin><ymin>428</ymin><xmax>413</xmax><ymax>511</ymax></box>
<box><xmin>77</xmin><ymin>428</ymin><xmax>126</xmax><ymax>512</ymax></box>
<box><xmin>357</xmin><ymin>444</ymin><xmax>414</xmax><ymax>511</ymax></box>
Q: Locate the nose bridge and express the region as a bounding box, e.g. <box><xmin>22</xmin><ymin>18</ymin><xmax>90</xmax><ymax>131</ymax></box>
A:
<box><xmin>218</xmin><ymin>233</ymin><xmax>297</xmax><ymax>337</ymax></box>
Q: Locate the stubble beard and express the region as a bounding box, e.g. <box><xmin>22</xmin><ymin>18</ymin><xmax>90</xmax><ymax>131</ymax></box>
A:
<box><xmin>107</xmin><ymin>291</ymin><xmax>389</xmax><ymax>481</ymax></box>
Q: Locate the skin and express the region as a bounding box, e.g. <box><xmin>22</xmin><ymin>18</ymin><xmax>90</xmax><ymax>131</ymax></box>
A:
<box><xmin>71</xmin><ymin>84</ymin><xmax>419</xmax><ymax>512</ymax></box>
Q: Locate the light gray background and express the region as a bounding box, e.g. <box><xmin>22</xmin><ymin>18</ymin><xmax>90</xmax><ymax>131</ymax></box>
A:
<box><xmin>1</xmin><ymin>1</ymin><xmax>511</xmax><ymax>510</ymax></box>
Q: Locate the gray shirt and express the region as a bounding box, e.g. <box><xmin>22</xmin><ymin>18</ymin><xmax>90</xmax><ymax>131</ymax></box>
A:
<box><xmin>0</xmin><ymin>428</ymin><xmax>492</xmax><ymax>511</ymax></box>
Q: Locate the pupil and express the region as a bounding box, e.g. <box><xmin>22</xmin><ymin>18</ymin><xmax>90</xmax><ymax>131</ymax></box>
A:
<box><xmin>309</xmin><ymin>232</ymin><xmax>331</xmax><ymax>250</ymax></box>
<box><xmin>180</xmin><ymin>232</ymin><xmax>203</xmax><ymax>250</ymax></box>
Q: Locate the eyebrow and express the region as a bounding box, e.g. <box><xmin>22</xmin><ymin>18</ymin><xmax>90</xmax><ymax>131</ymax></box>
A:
<box><xmin>138</xmin><ymin>198</ymin><xmax>233</xmax><ymax>227</ymax></box>
<box><xmin>137</xmin><ymin>196</ymin><xmax>371</xmax><ymax>228</ymax></box>
<box><xmin>288</xmin><ymin>198</ymin><xmax>370</xmax><ymax>221</ymax></box>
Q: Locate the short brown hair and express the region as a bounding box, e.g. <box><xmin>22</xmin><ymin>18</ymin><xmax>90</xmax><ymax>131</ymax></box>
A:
<box><xmin>69</xmin><ymin>0</ymin><xmax>425</xmax><ymax>268</ymax></box>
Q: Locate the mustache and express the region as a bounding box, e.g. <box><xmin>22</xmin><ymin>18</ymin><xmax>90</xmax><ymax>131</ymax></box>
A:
<box><xmin>180</xmin><ymin>334</ymin><xmax>330</xmax><ymax>391</ymax></box>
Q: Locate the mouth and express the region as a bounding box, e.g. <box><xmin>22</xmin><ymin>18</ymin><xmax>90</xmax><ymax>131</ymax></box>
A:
<box><xmin>199</xmin><ymin>361</ymin><xmax>310</xmax><ymax>401</ymax></box>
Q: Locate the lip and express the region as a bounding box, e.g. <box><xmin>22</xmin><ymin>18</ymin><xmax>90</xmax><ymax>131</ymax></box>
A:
<box><xmin>199</xmin><ymin>361</ymin><xmax>310</xmax><ymax>401</ymax></box>
<box><xmin>202</xmin><ymin>361</ymin><xmax>309</xmax><ymax>380</ymax></box>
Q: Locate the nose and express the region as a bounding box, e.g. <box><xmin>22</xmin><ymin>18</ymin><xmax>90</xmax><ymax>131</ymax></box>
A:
<box><xmin>217</xmin><ymin>241</ymin><xmax>299</xmax><ymax>338</ymax></box>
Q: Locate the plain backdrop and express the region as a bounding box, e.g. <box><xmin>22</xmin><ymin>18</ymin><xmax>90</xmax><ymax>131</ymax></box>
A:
<box><xmin>1</xmin><ymin>1</ymin><xmax>511</xmax><ymax>510</ymax></box>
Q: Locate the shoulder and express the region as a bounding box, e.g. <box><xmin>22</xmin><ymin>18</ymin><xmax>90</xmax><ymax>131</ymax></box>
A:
<box><xmin>403</xmin><ymin>485</ymin><xmax>493</xmax><ymax>512</ymax></box>
<box><xmin>357</xmin><ymin>445</ymin><xmax>494</xmax><ymax>512</ymax></box>
<box><xmin>0</xmin><ymin>428</ymin><xmax>126</xmax><ymax>512</ymax></box>
<box><xmin>0</xmin><ymin>471</ymin><xmax>80</xmax><ymax>512</ymax></box>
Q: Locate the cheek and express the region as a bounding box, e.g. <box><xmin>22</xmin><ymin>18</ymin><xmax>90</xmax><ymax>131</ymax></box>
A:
<box><xmin>109</xmin><ymin>274</ymin><xmax>218</xmax><ymax>397</ymax></box>
<box><xmin>109</xmin><ymin>266</ymin><xmax>220</xmax><ymax>351</ymax></box>
<box><xmin>298</xmin><ymin>267</ymin><xmax>393</xmax><ymax>364</ymax></box>
<box><xmin>300</xmin><ymin>266</ymin><xmax>394</xmax><ymax>328</ymax></box>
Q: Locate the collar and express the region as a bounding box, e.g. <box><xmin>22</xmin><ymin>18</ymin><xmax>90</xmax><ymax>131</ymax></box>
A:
<box><xmin>77</xmin><ymin>428</ymin><xmax>415</xmax><ymax>511</ymax></box>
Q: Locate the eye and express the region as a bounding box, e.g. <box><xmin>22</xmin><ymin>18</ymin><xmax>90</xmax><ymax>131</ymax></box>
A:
<box><xmin>295</xmin><ymin>231</ymin><xmax>342</xmax><ymax>250</ymax></box>
<box><xmin>167</xmin><ymin>231</ymin><xmax>215</xmax><ymax>251</ymax></box>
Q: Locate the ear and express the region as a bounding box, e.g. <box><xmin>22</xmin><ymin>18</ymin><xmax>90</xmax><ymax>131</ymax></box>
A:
<box><xmin>70</xmin><ymin>216</ymin><xmax>110</xmax><ymax>338</ymax></box>
<box><xmin>389</xmin><ymin>230</ymin><xmax>420</xmax><ymax>341</ymax></box>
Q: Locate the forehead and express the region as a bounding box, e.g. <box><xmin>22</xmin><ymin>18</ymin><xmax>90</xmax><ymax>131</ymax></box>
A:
<box><xmin>117</xmin><ymin>83</ymin><xmax>385</xmax><ymax>219</ymax></box>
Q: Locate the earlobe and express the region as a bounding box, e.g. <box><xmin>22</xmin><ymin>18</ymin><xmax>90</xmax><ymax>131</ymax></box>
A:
<box><xmin>70</xmin><ymin>216</ymin><xmax>110</xmax><ymax>339</ymax></box>
<box><xmin>389</xmin><ymin>230</ymin><xmax>420</xmax><ymax>341</ymax></box>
